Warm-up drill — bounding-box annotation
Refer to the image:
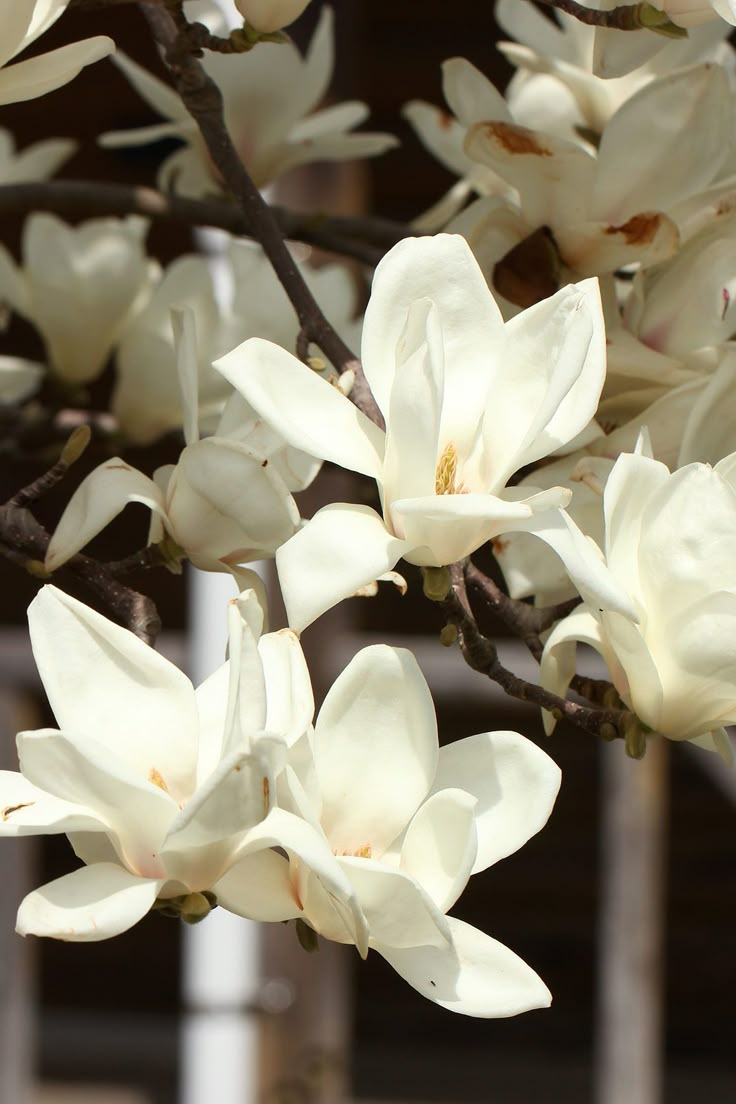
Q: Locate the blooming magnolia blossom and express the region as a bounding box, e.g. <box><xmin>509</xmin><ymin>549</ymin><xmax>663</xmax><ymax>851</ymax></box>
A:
<box><xmin>238</xmin><ymin>641</ymin><xmax>561</xmax><ymax>1016</ymax></box>
<box><xmin>114</xmin><ymin>238</ymin><xmax>359</xmax><ymax>449</ymax></box>
<box><xmin>45</xmin><ymin>310</ymin><xmax>302</xmax><ymax>595</ymax></box>
<box><xmin>0</xmin><ymin>587</ymin><xmax>364</xmax><ymax>942</ymax></box>
<box><xmin>101</xmin><ymin>4</ymin><xmax>397</xmax><ymax>197</ymax></box>
<box><xmin>215</xmin><ymin>233</ymin><xmax>634</xmax><ymax>631</ymax></box>
<box><xmin>234</xmin><ymin>0</ymin><xmax>312</xmax><ymax>31</ymax></box>
<box><xmin>454</xmin><ymin>62</ymin><xmax>731</xmax><ymax>313</ymax></box>
<box><xmin>0</xmin><ymin>0</ymin><xmax>113</xmax><ymax>106</ymax></box>
<box><xmin>0</xmin><ymin>214</ymin><xmax>155</xmax><ymax>385</ymax></box>
<box><xmin>540</xmin><ymin>440</ymin><xmax>736</xmax><ymax>759</ymax></box>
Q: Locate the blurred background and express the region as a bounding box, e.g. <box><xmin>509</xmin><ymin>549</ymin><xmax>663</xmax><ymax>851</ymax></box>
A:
<box><xmin>0</xmin><ymin>2</ymin><xmax>735</xmax><ymax>1102</ymax></box>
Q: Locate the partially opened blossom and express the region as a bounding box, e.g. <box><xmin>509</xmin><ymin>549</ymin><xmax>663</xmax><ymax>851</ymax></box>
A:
<box><xmin>224</xmin><ymin>642</ymin><xmax>560</xmax><ymax>1016</ymax></box>
<box><xmin>0</xmin><ymin>0</ymin><xmax>113</xmax><ymax>107</ymax></box>
<box><xmin>101</xmin><ymin>4</ymin><xmax>397</xmax><ymax>197</ymax></box>
<box><xmin>540</xmin><ymin>441</ymin><xmax>736</xmax><ymax>759</ymax></box>
<box><xmin>215</xmin><ymin>233</ymin><xmax>634</xmax><ymax>630</ymax></box>
<box><xmin>0</xmin><ymin>587</ymin><xmax>363</xmax><ymax>942</ymax></box>
<box><xmin>45</xmin><ymin>310</ymin><xmax>302</xmax><ymax>593</ymax></box>
<box><xmin>0</xmin><ymin>214</ymin><xmax>155</xmax><ymax>385</ymax></box>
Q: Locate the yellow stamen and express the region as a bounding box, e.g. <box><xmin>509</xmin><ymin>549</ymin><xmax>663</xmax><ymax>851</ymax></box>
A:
<box><xmin>148</xmin><ymin>767</ymin><xmax>169</xmax><ymax>793</ymax></box>
<box><xmin>435</xmin><ymin>443</ymin><xmax>459</xmax><ymax>495</ymax></box>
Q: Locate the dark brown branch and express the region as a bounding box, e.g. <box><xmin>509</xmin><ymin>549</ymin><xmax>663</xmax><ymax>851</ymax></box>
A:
<box><xmin>465</xmin><ymin>560</ymin><xmax>579</xmax><ymax>661</ymax></box>
<box><xmin>535</xmin><ymin>0</ymin><xmax>687</xmax><ymax>35</ymax></box>
<box><xmin>441</xmin><ymin>564</ymin><xmax>638</xmax><ymax>742</ymax></box>
<box><xmin>137</xmin><ymin>0</ymin><xmax>385</xmax><ymax>427</ymax></box>
<box><xmin>0</xmin><ymin>181</ymin><xmax>408</xmax><ymax>268</ymax></box>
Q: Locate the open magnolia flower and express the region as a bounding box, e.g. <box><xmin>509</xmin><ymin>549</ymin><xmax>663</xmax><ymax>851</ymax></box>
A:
<box><xmin>0</xmin><ymin>214</ymin><xmax>155</xmax><ymax>385</ymax></box>
<box><xmin>0</xmin><ymin>0</ymin><xmax>113</xmax><ymax>106</ymax></box>
<box><xmin>45</xmin><ymin>309</ymin><xmax>302</xmax><ymax>596</ymax></box>
<box><xmin>101</xmin><ymin>4</ymin><xmax>397</xmax><ymax>197</ymax></box>
<box><xmin>0</xmin><ymin>587</ymin><xmax>363</xmax><ymax>942</ymax></box>
<box><xmin>253</xmin><ymin>642</ymin><xmax>561</xmax><ymax>1016</ymax></box>
<box><xmin>540</xmin><ymin>439</ymin><xmax>736</xmax><ymax>759</ymax></box>
<box><xmin>456</xmin><ymin>62</ymin><xmax>731</xmax><ymax>313</ymax></box>
<box><xmin>215</xmin><ymin>233</ymin><xmax>633</xmax><ymax>631</ymax></box>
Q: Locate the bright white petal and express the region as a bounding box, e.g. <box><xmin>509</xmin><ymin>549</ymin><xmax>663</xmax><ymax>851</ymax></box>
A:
<box><xmin>400</xmin><ymin>789</ymin><xmax>477</xmax><ymax>913</ymax></box>
<box><xmin>16</xmin><ymin>864</ymin><xmax>162</xmax><ymax>941</ymax></box>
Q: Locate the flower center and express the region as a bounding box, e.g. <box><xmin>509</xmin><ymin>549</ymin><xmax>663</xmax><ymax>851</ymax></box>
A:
<box><xmin>435</xmin><ymin>443</ymin><xmax>469</xmax><ymax>495</ymax></box>
<box><xmin>336</xmin><ymin>845</ymin><xmax>372</xmax><ymax>858</ymax></box>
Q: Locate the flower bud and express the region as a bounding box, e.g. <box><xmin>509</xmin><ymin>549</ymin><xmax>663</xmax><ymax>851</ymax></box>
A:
<box><xmin>234</xmin><ymin>0</ymin><xmax>312</xmax><ymax>32</ymax></box>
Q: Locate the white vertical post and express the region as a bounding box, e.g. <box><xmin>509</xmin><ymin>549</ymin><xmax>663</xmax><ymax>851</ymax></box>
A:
<box><xmin>0</xmin><ymin>688</ymin><xmax>36</xmax><ymax>1104</ymax></box>
<box><xmin>179</xmin><ymin>569</ymin><xmax>262</xmax><ymax>1104</ymax></box>
<box><xmin>595</xmin><ymin>738</ymin><xmax>668</xmax><ymax>1104</ymax></box>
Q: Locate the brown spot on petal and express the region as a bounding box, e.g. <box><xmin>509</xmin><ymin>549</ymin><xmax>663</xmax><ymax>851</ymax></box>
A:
<box><xmin>263</xmin><ymin>776</ymin><xmax>270</xmax><ymax>817</ymax></box>
<box><xmin>482</xmin><ymin>121</ymin><xmax>552</xmax><ymax>157</ymax></box>
<box><xmin>605</xmin><ymin>213</ymin><xmax>660</xmax><ymax>246</ymax></box>
<box><xmin>492</xmin><ymin>536</ymin><xmax>510</xmax><ymax>556</ymax></box>
<box><xmin>2</xmin><ymin>801</ymin><xmax>34</xmax><ymax>821</ymax></box>
<box><xmin>437</xmin><ymin>110</ymin><xmax>453</xmax><ymax>131</ymax></box>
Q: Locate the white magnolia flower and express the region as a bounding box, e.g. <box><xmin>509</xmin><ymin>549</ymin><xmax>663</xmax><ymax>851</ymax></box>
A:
<box><xmin>234</xmin><ymin>0</ymin><xmax>311</xmax><ymax>31</ymax></box>
<box><xmin>114</xmin><ymin>237</ymin><xmax>358</xmax><ymax>453</ymax></box>
<box><xmin>215</xmin><ymin>233</ymin><xmax>634</xmax><ymax>631</ymax></box>
<box><xmin>101</xmin><ymin>5</ymin><xmax>397</xmax><ymax>197</ymax></box>
<box><xmin>456</xmin><ymin>63</ymin><xmax>731</xmax><ymax>312</ymax></box>
<box><xmin>0</xmin><ymin>586</ymin><xmax>363</xmax><ymax>942</ymax></box>
<box><xmin>540</xmin><ymin>441</ymin><xmax>736</xmax><ymax>759</ymax></box>
<box><xmin>46</xmin><ymin>310</ymin><xmax>302</xmax><ymax>591</ymax></box>
<box><xmin>0</xmin><ymin>0</ymin><xmax>113</xmax><ymax>107</ymax></box>
<box><xmin>249</xmin><ymin>642</ymin><xmax>561</xmax><ymax>1016</ymax></box>
<box><xmin>0</xmin><ymin>128</ymin><xmax>76</xmax><ymax>183</ymax></box>
<box><xmin>495</xmin><ymin>0</ymin><xmax>734</xmax><ymax>135</ymax></box>
<box><xmin>0</xmin><ymin>214</ymin><xmax>155</xmax><ymax>385</ymax></box>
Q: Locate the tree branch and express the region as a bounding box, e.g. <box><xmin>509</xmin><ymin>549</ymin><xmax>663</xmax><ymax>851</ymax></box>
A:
<box><xmin>535</xmin><ymin>0</ymin><xmax>687</xmax><ymax>35</ymax></box>
<box><xmin>137</xmin><ymin>0</ymin><xmax>385</xmax><ymax>427</ymax></box>
<box><xmin>441</xmin><ymin>564</ymin><xmax>640</xmax><ymax>744</ymax></box>
<box><xmin>0</xmin><ymin>181</ymin><xmax>408</xmax><ymax>268</ymax></box>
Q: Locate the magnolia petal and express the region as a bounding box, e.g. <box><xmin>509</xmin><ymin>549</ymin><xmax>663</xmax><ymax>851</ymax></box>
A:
<box><xmin>0</xmin><ymin>356</ymin><xmax>44</xmax><ymax>403</ymax></box>
<box><xmin>561</xmin><ymin>212</ymin><xmax>679</xmax><ymax>277</ymax></box>
<box><xmin>0</xmin><ymin>37</ymin><xmax>115</xmax><ymax>107</ymax></box>
<box><xmin>595</xmin><ymin>64</ymin><xmax>731</xmax><ymax>222</ymax></box>
<box><xmin>215</xmin><ymin>849</ymin><xmax>301</xmax><ymax>921</ymax></box>
<box><xmin>27</xmin><ymin>587</ymin><xmax>199</xmax><ymax>802</ymax></box>
<box><xmin>392</xmin><ymin>492</ymin><xmax>536</xmax><ymax>568</ymax></box>
<box><xmin>0</xmin><ymin>770</ymin><xmax>103</xmax><ymax>837</ymax></box>
<box><xmin>276</xmin><ymin>502</ymin><xmax>410</xmax><ymax>632</ymax></box>
<box><xmin>502</xmin><ymin>506</ymin><xmax>638</xmax><ymax>620</ymax></box>
<box><xmin>432</xmin><ymin>731</ymin><xmax>561</xmax><ymax>874</ymax></box>
<box><xmin>339</xmin><ymin>856</ymin><xmax>450</xmax><ymax>949</ymax></box>
<box><xmin>215</xmin><ymin>337</ymin><xmax>385</xmax><ymax>479</ymax></box>
<box><xmin>402</xmin><ymin>100</ymin><xmax>473</xmax><ymax>177</ymax></box>
<box><xmin>259</xmin><ymin>630</ymin><xmax>314</xmax><ymax>746</ymax></box>
<box><xmin>379</xmin><ymin>915</ymin><xmax>552</xmax><ymax>1018</ymax></box>
<box><xmin>236</xmin><ymin>807</ymin><xmax>369</xmax><ymax>956</ymax></box>
<box><xmin>315</xmin><ymin>645</ymin><xmax>439</xmax><ymax>857</ymax></box>
<box><xmin>16</xmin><ymin>864</ymin><xmax>163</xmax><ymax>942</ymax></box>
<box><xmin>399</xmin><ymin>789</ymin><xmax>477</xmax><ymax>913</ymax></box>
<box><xmin>442</xmin><ymin>57</ymin><xmax>511</xmax><ymax>128</ymax></box>
<box><xmin>108</xmin><ymin>49</ymin><xmax>189</xmax><ymax>124</ymax></box>
<box><xmin>45</xmin><ymin>459</ymin><xmax>166</xmax><ymax>571</ymax></box>
<box><xmin>540</xmin><ymin>609</ymin><xmax>610</xmax><ymax>734</ymax></box>
<box><xmin>361</xmin><ymin>234</ymin><xmax>504</xmax><ymax>428</ymax></box>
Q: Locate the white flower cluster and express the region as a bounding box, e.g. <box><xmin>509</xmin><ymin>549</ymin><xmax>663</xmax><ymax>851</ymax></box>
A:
<box><xmin>1</xmin><ymin>0</ymin><xmax>736</xmax><ymax>1025</ymax></box>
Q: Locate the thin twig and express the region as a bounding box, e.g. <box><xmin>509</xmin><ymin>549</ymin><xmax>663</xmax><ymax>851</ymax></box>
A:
<box><xmin>137</xmin><ymin>0</ymin><xmax>385</xmax><ymax>427</ymax></box>
<box><xmin>535</xmin><ymin>0</ymin><xmax>687</xmax><ymax>35</ymax></box>
<box><xmin>441</xmin><ymin>564</ymin><xmax>637</xmax><ymax>741</ymax></box>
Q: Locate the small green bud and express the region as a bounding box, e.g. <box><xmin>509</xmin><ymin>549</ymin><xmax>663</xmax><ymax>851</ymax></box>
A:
<box><xmin>635</xmin><ymin>3</ymin><xmax>688</xmax><ymax>37</ymax></box>
<box><xmin>622</xmin><ymin>715</ymin><xmax>647</xmax><ymax>759</ymax></box>
<box><xmin>439</xmin><ymin>623</ymin><xmax>458</xmax><ymax>647</ymax></box>
<box><xmin>60</xmin><ymin>424</ymin><xmax>91</xmax><ymax>466</ymax></box>
<box><xmin>422</xmin><ymin>565</ymin><xmax>451</xmax><ymax>602</ymax></box>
